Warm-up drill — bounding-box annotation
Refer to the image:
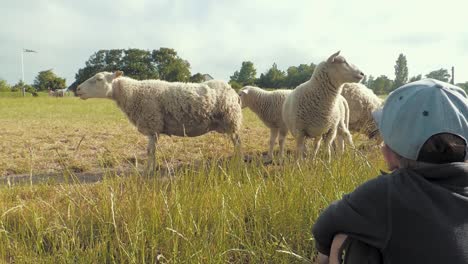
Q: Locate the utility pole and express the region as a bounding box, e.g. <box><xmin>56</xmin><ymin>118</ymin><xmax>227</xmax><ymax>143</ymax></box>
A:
<box><xmin>21</xmin><ymin>49</ymin><xmax>37</xmax><ymax>96</ymax></box>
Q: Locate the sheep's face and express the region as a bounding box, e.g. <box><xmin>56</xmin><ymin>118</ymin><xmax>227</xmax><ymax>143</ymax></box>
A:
<box><xmin>76</xmin><ymin>71</ymin><xmax>123</xmax><ymax>100</ymax></box>
<box><xmin>238</xmin><ymin>88</ymin><xmax>249</xmax><ymax>109</ymax></box>
<box><xmin>326</xmin><ymin>51</ymin><xmax>364</xmax><ymax>85</ymax></box>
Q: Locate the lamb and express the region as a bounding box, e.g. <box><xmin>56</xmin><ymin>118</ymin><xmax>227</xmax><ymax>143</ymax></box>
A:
<box><xmin>282</xmin><ymin>51</ymin><xmax>364</xmax><ymax>160</ymax></box>
<box><xmin>238</xmin><ymin>86</ymin><xmax>291</xmax><ymax>159</ymax></box>
<box><xmin>341</xmin><ymin>82</ymin><xmax>383</xmax><ymax>139</ymax></box>
<box><xmin>75</xmin><ymin>71</ymin><xmax>242</xmax><ymax>175</ymax></box>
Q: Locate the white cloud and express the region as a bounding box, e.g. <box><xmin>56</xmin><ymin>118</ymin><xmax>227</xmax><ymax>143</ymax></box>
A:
<box><xmin>1</xmin><ymin>0</ymin><xmax>467</xmax><ymax>86</ymax></box>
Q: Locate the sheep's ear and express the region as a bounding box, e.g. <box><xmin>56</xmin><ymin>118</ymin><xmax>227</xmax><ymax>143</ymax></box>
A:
<box><xmin>115</xmin><ymin>71</ymin><xmax>124</xmax><ymax>78</ymax></box>
<box><xmin>239</xmin><ymin>89</ymin><xmax>248</xmax><ymax>95</ymax></box>
<box><xmin>327</xmin><ymin>51</ymin><xmax>341</xmax><ymax>63</ymax></box>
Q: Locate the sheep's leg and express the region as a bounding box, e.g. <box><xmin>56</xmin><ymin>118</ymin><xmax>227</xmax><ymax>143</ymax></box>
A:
<box><xmin>278</xmin><ymin>128</ymin><xmax>288</xmax><ymax>159</ymax></box>
<box><xmin>230</xmin><ymin>132</ymin><xmax>242</xmax><ymax>155</ymax></box>
<box><xmin>335</xmin><ymin>135</ymin><xmax>344</xmax><ymax>154</ymax></box>
<box><xmin>339</xmin><ymin>119</ymin><xmax>354</xmax><ymax>150</ymax></box>
<box><xmin>268</xmin><ymin>128</ymin><xmax>279</xmax><ymax>159</ymax></box>
<box><xmin>146</xmin><ymin>134</ymin><xmax>158</xmax><ymax>176</ymax></box>
<box><xmin>295</xmin><ymin>134</ymin><xmax>307</xmax><ymax>160</ymax></box>
<box><xmin>312</xmin><ymin>136</ymin><xmax>322</xmax><ymax>160</ymax></box>
<box><xmin>343</xmin><ymin>129</ymin><xmax>354</xmax><ymax>149</ymax></box>
<box><xmin>324</xmin><ymin>128</ymin><xmax>338</xmax><ymax>163</ymax></box>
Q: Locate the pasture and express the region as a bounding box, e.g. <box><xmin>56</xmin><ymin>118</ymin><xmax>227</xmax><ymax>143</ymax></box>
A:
<box><xmin>0</xmin><ymin>96</ymin><xmax>385</xmax><ymax>263</ymax></box>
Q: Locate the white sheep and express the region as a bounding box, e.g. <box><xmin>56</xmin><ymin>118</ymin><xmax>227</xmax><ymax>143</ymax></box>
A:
<box><xmin>238</xmin><ymin>86</ymin><xmax>291</xmax><ymax>159</ymax></box>
<box><xmin>282</xmin><ymin>51</ymin><xmax>364</xmax><ymax>160</ymax></box>
<box><xmin>341</xmin><ymin>82</ymin><xmax>383</xmax><ymax>139</ymax></box>
<box><xmin>333</xmin><ymin>94</ymin><xmax>352</xmax><ymax>153</ymax></box>
<box><xmin>76</xmin><ymin>71</ymin><xmax>242</xmax><ymax>174</ymax></box>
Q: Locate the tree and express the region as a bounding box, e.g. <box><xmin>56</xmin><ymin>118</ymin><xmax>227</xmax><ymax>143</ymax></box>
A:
<box><xmin>121</xmin><ymin>49</ymin><xmax>158</xmax><ymax>80</ymax></box>
<box><xmin>366</xmin><ymin>75</ymin><xmax>375</xmax><ymax>89</ymax></box>
<box><xmin>425</xmin><ymin>68</ymin><xmax>451</xmax><ymax>82</ymax></box>
<box><xmin>284</xmin><ymin>63</ymin><xmax>315</xmax><ymax>88</ymax></box>
<box><xmin>409</xmin><ymin>74</ymin><xmax>422</xmax><ymax>82</ymax></box>
<box><xmin>393</xmin><ymin>53</ymin><xmax>408</xmax><ymax>90</ymax></box>
<box><xmin>369</xmin><ymin>75</ymin><xmax>393</xmax><ymax>95</ymax></box>
<box><xmin>74</xmin><ymin>48</ymin><xmax>191</xmax><ymax>92</ymax></box>
<box><xmin>152</xmin><ymin>48</ymin><xmax>191</xmax><ymax>82</ymax></box>
<box><xmin>257</xmin><ymin>63</ymin><xmax>286</xmax><ymax>88</ymax></box>
<box><xmin>190</xmin><ymin>73</ymin><xmax>205</xmax><ymax>83</ymax></box>
<box><xmin>11</xmin><ymin>80</ymin><xmax>34</xmax><ymax>94</ymax></box>
<box><xmin>360</xmin><ymin>75</ymin><xmax>368</xmax><ymax>86</ymax></box>
<box><xmin>0</xmin><ymin>79</ymin><xmax>11</xmax><ymax>92</ymax></box>
<box><xmin>33</xmin><ymin>70</ymin><xmax>66</xmax><ymax>91</ymax></box>
<box><xmin>457</xmin><ymin>82</ymin><xmax>468</xmax><ymax>93</ymax></box>
<box><xmin>230</xmin><ymin>61</ymin><xmax>257</xmax><ymax>86</ymax></box>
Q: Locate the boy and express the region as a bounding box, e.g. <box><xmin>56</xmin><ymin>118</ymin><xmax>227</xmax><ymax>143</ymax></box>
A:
<box><xmin>312</xmin><ymin>79</ymin><xmax>468</xmax><ymax>263</ymax></box>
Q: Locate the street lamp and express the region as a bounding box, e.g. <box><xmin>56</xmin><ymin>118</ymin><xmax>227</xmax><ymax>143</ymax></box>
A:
<box><xmin>21</xmin><ymin>48</ymin><xmax>37</xmax><ymax>96</ymax></box>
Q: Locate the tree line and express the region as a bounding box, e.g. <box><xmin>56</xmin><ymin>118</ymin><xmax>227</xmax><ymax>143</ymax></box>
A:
<box><xmin>1</xmin><ymin>49</ymin><xmax>467</xmax><ymax>95</ymax></box>
<box><xmin>229</xmin><ymin>53</ymin><xmax>468</xmax><ymax>94</ymax></box>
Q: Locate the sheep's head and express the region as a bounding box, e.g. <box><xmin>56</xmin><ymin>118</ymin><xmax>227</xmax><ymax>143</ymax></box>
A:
<box><xmin>238</xmin><ymin>87</ymin><xmax>251</xmax><ymax>109</ymax></box>
<box><xmin>76</xmin><ymin>71</ymin><xmax>123</xmax><ymax>100</ymax></box>
<box><xmin>325</xmin><ymin>51</ymin><xmax>364</xmax><ymax>85</ymax></box>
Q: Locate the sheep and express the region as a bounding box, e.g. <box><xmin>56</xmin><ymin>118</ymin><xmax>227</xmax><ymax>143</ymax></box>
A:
<box><xmin>76</xmin><ymin>71</ymin><xmax>242</xmax><ymax>175</ymax></box>
<box><xmin>333</xmin><ymin>94</ymin><xmax>352</xmax><ymax>153</ymax></box>
<box><xmin>341</xmin><ymin>82</ymin><xmax>383</xmax><ymax>139</ymax></box>
<box><xmin>54</xmin><ymin>89</ymin><xmax>65</xmax><ymax>97</ymax></box>
<box><xmin>238</xmin><ymin>86</ymin><xmax>291</xmax><ymax>159</ymax></box>
<box><xmin>282</xmin><ymin>51</ymin><xmax>364</xmax><ymax>160</ymax></box>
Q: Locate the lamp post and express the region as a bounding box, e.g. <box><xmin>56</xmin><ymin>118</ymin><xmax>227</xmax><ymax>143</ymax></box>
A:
<box><xmin>21</xmin><ymin>48</ymin><xmax>37</xmax><ymax>96</ymax></box>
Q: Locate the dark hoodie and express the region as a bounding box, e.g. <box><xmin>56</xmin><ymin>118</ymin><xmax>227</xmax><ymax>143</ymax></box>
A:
<box><xmin>312</xmin><ymin>162</ymin><xmax>468</xmax><ymax>263</ymax></box>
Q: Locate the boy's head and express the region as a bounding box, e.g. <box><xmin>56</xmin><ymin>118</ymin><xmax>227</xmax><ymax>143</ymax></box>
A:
<box><xmin>373</xmin><ymin>79</ymin><xmax>468</xmax><ymax>169</ymax></box>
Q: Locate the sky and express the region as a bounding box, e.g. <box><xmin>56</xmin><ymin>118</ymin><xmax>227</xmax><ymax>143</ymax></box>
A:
<box><xmin>1</xmin><ymin>0</ymin><xmax>468</xmax><ymax>86</ymax></box>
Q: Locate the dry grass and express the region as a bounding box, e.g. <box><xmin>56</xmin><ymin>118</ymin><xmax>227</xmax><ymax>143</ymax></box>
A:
<box><xmin>0</xmin><ymin>96</ymin><xmax>302</xmax><ymax>177</ymax></box>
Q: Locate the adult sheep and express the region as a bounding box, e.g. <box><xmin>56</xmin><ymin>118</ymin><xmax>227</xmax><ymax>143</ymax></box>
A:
<box><xmin>282</xmin><ymin>51</ymin><xmax>364</xmax><ymax>160</ymax></box>
<box><xmin>76</xmin><ymin>71</ymin><xmax>242</xmax><ymax>174</ymax></box>
<box><xmin>341</xmin><ymin>82</ymin><xmax>383</xmax><ymax>139</ymax></box>
<box><xmin>238</xmin><ymin>86</ymin><xmax>291</xmax><ymax>159</ymax></box>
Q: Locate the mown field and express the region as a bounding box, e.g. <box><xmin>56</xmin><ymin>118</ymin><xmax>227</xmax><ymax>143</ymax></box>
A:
<box><xmin>0</xmin><ymin>96</ymin><xmax>385</xmax><ymax>263</ymax></box>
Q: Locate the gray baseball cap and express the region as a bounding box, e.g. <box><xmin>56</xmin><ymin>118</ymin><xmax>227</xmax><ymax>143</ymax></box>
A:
<box><xmin>372</xmin><ymin>78</ymin><xmax>468</xmax><ymax>160</ymax></box>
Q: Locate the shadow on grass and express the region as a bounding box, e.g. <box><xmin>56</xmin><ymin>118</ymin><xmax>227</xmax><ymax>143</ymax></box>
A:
<box><xmin>1</xmin><ymin>151</ymin><xmax>279</xmax><ymax>186</ymax></box>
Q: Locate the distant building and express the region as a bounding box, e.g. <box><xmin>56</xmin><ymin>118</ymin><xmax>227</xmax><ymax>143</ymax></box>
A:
<box><xmin>202</xmin><ymin>74</ymin><xmax>214</xmax><ymax>81</ymax></box>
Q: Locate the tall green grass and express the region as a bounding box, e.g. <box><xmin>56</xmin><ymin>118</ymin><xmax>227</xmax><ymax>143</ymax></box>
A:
<box><xmin>0</xmin><ymin>152</ymin><xmax>384</xmax><ymax>263</ymax></box>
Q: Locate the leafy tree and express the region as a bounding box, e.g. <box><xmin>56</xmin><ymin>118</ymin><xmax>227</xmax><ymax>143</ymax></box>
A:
<box><xmin>75</xmin><ymin>50</ymin><xmax>124</xmax><ymax>86</ymax></box>
<box><xmin>457</xmin><ymin>82</ymin><xmax>468</xmax><ymax>93</ymax></box>
<box><xmin>190</xmin><ymin>73</ymin><xmax>205</xmax><ymax>83</ymax></box>
<box><xmin>229</xmin><ymin>81</ymin><xmax>242</xmax><ymax>91</ymax></box>
<box><xmin>74</xmin><ymin>48</ymin><xmax>191</xmax><ymax>92</ymax></box>
<box><xmin>230</xmin><ymin>61</ymin><xmax>257</xmax><ymax>86</ymax></box>
<box><xmin>409</xmin><ymin>74</ymin><xmax>422</xmax><ymax>82</ymax></box>
<box><xmin>425</xmin><ymin>68</ymin><xmax>451</xmax><ymax>82</ymax></box>
<box><xmin>33</xmin><ymin>70</ymin><xmax>66</xmax><ymax>91</ymax></box>
<box><xmin>152</xmin><ymin>48</ymin><xmax>191</xmax><ymax>82</ymax></box>
<box><xmin>11</xmin><ymin>80</ymin><xmax>22</xmax><ymax>92</ymax></box>
<box><xmin>121</xmin><ymin>49</ymin><xmax>158</xmax><ymax>80</ymax></box>
<box><xmin>366</xmin><ymin>75</ymin><xmax>375</xmax><ymax>89</ymax></box>
<box><xmin>257</xmin><ymin>63</ymin><xmax>286</xmax><ymax>88</ymax></box>
<box><xmin>360</xmin><ymin>75</ymin><xmax>368</xmax><ymax>86</ymax></box>
<box><xmin>230</xmin><ymin>71</ymin><xmax>240</xmax><ymax>84</ymax></box>
<box><xmin>369</xmin><ymin>75</ymin><xmax>393</xmax><ymax>95</ymax></box>
<box><xmin>284</xmin><ymin>63</ymin><xmax>315</xmax><ymax>88</ymax></box>
<box><xmin>0</xmin><ymin>79</ymin><xmax>11</xmax><ymax>92</ymax></box>
<box><xmin>393</xmin><ymin>53</ymin><xmax>408</xmax><ymax>90</ymax></box>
